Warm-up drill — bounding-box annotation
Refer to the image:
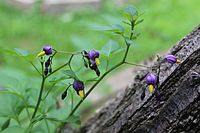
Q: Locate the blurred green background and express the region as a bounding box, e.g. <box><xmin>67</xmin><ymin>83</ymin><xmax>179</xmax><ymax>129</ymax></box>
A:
<box><xmin>0</xmin><ymin>0</ymin><xmax>200</xmax><ymax>127</ymax></box>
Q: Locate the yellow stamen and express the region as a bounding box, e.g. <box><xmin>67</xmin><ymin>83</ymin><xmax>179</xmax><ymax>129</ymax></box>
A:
<box><xmin>149</xmin><ymin>85</ymin><xmax>154</xmax><ymax>94</ymax></box>
<box><xmin>95</xmin><ymin>58</ymin><xmax>100</xmax><ymax>65</ymax></box>
<box><xmin>37</xmin><ymin>51</ymin><xmax>45</xmax><ymax>57</ymax></box>
<box><xmin>78</xmin><ymin>90</ymin><xmax>84</xmax><ymax>99</ymax></box>
<box><xmin>176</xmin><ymin>59</ymin><xmax>181</xmax><ymax>63</ymax></box>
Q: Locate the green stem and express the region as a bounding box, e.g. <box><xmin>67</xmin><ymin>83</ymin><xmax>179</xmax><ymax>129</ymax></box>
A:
<box><xmin>41</xmin><ymin>82</ymin><xmax>56</xmax><ymax>101</ymax></box>
<box><xmin>46</xmin><ymin>55</ymin><xmax>73</xmax><ymax>78</ymax></box>
<box><xmin>46</xmin><ymin>62</ymin><xmax>69</xmax><ymax>78</ymax></box>
<box><xmin>57</xmin><ymin>51</ymin><xmax>82</xmax><ymax>55</ymax></box>
<box><xmin>67</xmin><ymin>19</ymin><xmax>136</xmax><ymax>118</ymax></box>
<box><xmin>69</xmin><ymin>89</ymin><xmax>74</xmax><ymax>111</ymax></box>
<box><xmin>31</xmin><ymin>77</ymin><xmax>45</xmax><ymax>120</ymax></box>
<box><xmin>30</xmin><ymin>62</ymin><xmax>42</xmax><ymax>76</ymax></box>
<box><xmin>124</xmin><ymin>61</ymin><xmax>151</xmax><ymax>68</ymax></box>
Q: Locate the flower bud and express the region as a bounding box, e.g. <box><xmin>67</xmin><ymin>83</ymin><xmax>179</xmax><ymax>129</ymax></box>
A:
<box><xmin>44</xmin><ymin>67</ymin><xmax>48</xmax><ymax>76</ymax></box>
<box><xmin>164</xmin><ymin>54</ymin><xmax>181</xmax><ymax>64</ymax></box>
<box><xmin>61</xmin><ymin>90</ymin><xmax>68</xmax><ymax>100</ymax></box>
<box><xmin>45</xmin><ymin>57</ymin><xmax>51</xmax><ymax>68</ymax></box>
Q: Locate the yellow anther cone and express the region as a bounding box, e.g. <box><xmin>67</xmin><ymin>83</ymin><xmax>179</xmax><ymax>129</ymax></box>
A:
<box><xmin>95</xmin><ymin>58</ymin><xmax>100</xmax><ymax>65</ymax></box>
<box><xmin>149</xmin><ymin>85</ymin><xmax>154</xmax><ymax>94</ymax></box>
<box><xmin>78</xmin><ymin>90</ymin><xmax>84</xmax><ymax>99</ymax></box>
<box><xmin>37</xmin><ymin>51</ymin><xmax>45</xmax><ymax>57</ymax></box>
<box><xmin>176</xmin><ymin>59</ymin><xmax>181</xmax><ymax>63</ymax></box>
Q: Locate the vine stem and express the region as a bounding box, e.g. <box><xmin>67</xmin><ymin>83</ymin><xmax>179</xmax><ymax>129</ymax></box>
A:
<box><xmin>68</xmin><ymin>46</ymin><xmax>130</xmax><ymax>117</ymax></box>
<box><xmin>56</xmin><ymin>50</ymin><xmax>82</xmax><ymax>55</ymax></box>
<box><xmin>31</xmin><ymin>55</ymin><xmax>74</xmax><ymax>123</ymax></box>
<box><xmin>124</xmin><ymin>61</ymin><xmax>151</xmax><ymax>68</ymax></box>
<box><xmin>67</xmin><ymin>18</ymin><xmax>136</xmax><ymax>119</ymax></box>
<box><xmin>31</xmin><ymin>76</ymin><xmax>45</xmax><ymax>120</ymax></box>
<box><xmin>66</xmin><ymin>20</ymin><xmax>135</xmax><ymax>117</ymax></box>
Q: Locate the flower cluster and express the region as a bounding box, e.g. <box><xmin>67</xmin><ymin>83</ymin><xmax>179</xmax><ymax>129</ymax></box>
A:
<box><xmin>83</xmin><ymin>50</ymin><xmax>101</xmax><ymax>76</ymax></box>
<box><xmin>61</xmin><ymin>80</ymin><xmax>85</xmax><ymax>100</ymax></box>
<box><xmin>37</xmin><ymin>45</ymin><xmax>54</xmax><ymax>76</ymax></box>
<box><xmin>36</xmin><ymin>46</ymin><xmax>102</xmax><ymax>99</ymax></box>
<box><xmin>143</xmin><ymin>54</ymin><xmax>181</xmax><ymax>100</ymax></box>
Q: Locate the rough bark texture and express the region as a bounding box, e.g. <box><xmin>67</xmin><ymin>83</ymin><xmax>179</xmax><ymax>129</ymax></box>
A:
<box><xmin>65</xmin><ymin>25</ymin><xmax>200</xmax><ymax>133</ymax></box>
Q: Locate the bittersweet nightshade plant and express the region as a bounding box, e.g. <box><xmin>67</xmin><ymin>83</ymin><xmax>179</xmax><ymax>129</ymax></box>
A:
<box><xmin>1</xmin><ymin>6</ymin><xmax>182</xmax><ymax>132</ymax></box>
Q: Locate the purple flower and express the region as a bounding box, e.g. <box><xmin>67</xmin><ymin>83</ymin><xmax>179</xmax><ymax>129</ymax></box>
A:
<box><xmin>43</xmin><ymin>45</ymin><xmax>53</xmax><ymax>55</ymax></box>
<box><xmin>37</xmin><ymin>45</ymin><xmax>53</xmax><ymax>57</ymax></box>
<box><xmin>83</xmin><ymin>50</ymin><xmax>101</xmax><ymax>76</ymax></box>
<box><xmin>145</xmin><ymin>73</ymin><xmax>157</xmax><ymax>94</ymax></box>
<box><xmin>164</xmin><ymin>54</ymin><xmax>181</xmax><ymax>64</ymax></box>
<box><xmin>88</xmin><ymin>50</ymin><xmax>100</xmax><ymax>60</ymax></box>
<box><xmin>73</xmin><ymin>80</ymin><xmax>85</xmax><ymax>98</ymax></box>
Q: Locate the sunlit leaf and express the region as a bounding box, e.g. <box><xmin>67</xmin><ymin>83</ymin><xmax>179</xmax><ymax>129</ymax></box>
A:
<box><xmin>123</xmin><ymin>6</ymin><xmax>138</xmax><ymax>21</ymax></box>
<box><xmin>91</xmin><ymin>24</ymin><xmax>124</xmax><ymax>34</ymax></box>
<box><xmin>124</xmin><ymin>6</ymin><xmax>138</xmax><ymax>16</ymax></box>
<box><xmin>14</xmin><ymin>48</ymin><xmax>29</xmax><ymax>57</ymax></box>
<box><xmin>63</xmin><ymin>70</ymin><xmax>79</xmax><ymax>80</ymax></box>
<box><xmin>101</xmin><ymin>40</ymin><xmax>119</xmax><ymax>58</ymax></box>
<box><xmin>110</xmin><ymin>24</ymin><xmax>124</xmax><ymax>34</ymax></box>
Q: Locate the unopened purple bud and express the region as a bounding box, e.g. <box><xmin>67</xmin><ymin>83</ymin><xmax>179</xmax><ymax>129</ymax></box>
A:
<box><xmin>164</xmin><ymin>54</ymin><xmax>180</xmax><ymax>64</ymax></box>
<box><xmin>146</xmin><ymin>73</ymin><xmax>157</xmax><ymax>85</ymax></box>
<box><xmin>43</xmin><ymin>45</ymin><xmax>53</xmax><ymax>55</ymax></box>
<box><xmin>88</xmin><ymin>50</ymin><xmax>100</xmax><ymax>60</ymax></box>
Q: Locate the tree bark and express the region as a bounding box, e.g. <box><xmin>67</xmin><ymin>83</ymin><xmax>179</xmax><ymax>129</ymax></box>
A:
<box><xmin>65</xmin><ymin>25</ymin><xmax>200</xmax><ymax>133</ymax></box>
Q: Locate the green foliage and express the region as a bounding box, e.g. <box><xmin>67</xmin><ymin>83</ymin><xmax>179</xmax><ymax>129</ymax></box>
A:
<box><xmin>101</xmin><ymin>40</ymin><xmax>119</xmax><ymax>58</ymax></box>
<box><xmin>123</xmin><ymin>6</ymin><xmax>138</xmax><ymax>20</ymax></box>
<box><xmin>63</xmin><ymin>70</ymin><xmax>79</xmax><ymax>80</ymax></box>
<box><xmin>1</xmin><ymin>126</ymin><xmax>24</xmax><ymax>133</ymax></box>
<box><xmin>1</xmin><ymin>119</ymin><xmax>11</xmax><ymax>131</ymax></box>
<box><xmin>0</xmin><ymin>0</ymin><xmax>200</xmax><ymax>131</ymax></box>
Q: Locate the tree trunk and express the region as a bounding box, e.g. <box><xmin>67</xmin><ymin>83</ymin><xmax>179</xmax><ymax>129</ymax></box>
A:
<box><xmin>65</xmin><ymin>25</ymin><xmax>200</xmax><ymax>133</ymax></box>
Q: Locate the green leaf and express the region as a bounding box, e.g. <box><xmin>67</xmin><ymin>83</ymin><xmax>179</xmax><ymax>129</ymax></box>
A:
<box><xmin>125</xmin><ymin>38</ymin><xmax>135</xmax><ymax>45</ymax></box>
<box><xmin>91</xmin><ymin>25</ymin><xmax>113</xmax><ymax>31</ymax></box>
<box><xmin>14</xmin><ymin>48</ymin><xmax>30</xmax><ymax>57</ymax></box>
<box><xmin>0</xmin><ymin>49</ymin><xmax>16</xmax><ymax>55</ymax></box>
<box><xmin>124</xmin><ymin>6</ymin><xmax>138</xmax><ymax>16</ymax></box>
<box><xmin>101</xmin><ymin>40</ymin><xmax>119</xmax><ymax>58</ymax></box>
<box><xmin>91</xmin><ymin>24</ymin><xmax>124</xmax><ymax>34</ymax></box>
<box><xmin>123</xmin><ymin>6</ymin><xmax>138</xmax><ymax>21</ymax></box>
<box><xmin>14</xmin><ymin>48</ymin><xmax>35</xmax><ymax>61</ymax></box>
<box><xmin>135</xmin><ymin>19</ymin><xmax>144</xmax><ymax>25</ymax></box>
<box><xmin>110</xmin><ymin>24</ymin><xmax>124</xmax><ymax>34</ymax></box>
<box><xmin>71</xmin><ymin>36</ymin><xmax>92</xmax><ymax>50</ymax></box>
<box><xmin>48</xmin><ymin>76</ymin><xmax>67</xmax><ymax>84</ymax></box>
<box><xmin>0</xmin><ymin>91</ymin><xmax>26</xmax><ymax>118</ymax></box>
<box><xmin>1</xmin><ymin>126</ymin><xmax>24</xmax><ymax>133</ymax></box>
<box><xmin>63</xmin><ymin>70</ymin><xmax>79</xmax><ymax>80</ymax></box>
<box><xmin>1</xmin><ymin>119</ymin><xmax>10</xmax><ymax>131</ymax></box>
<box><xmin>66</xmin><ymin>115</ymin><xmax>81</xmax><ymax>126</ymax></box>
